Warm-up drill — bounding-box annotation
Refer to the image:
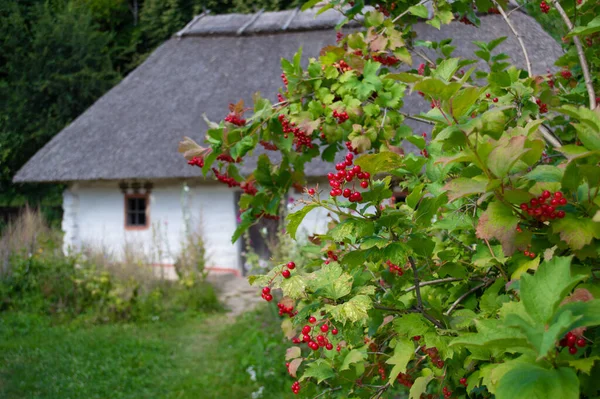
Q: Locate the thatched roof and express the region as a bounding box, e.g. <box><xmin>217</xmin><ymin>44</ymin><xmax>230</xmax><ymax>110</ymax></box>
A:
<box><xmin>14</xmin><ymin>7</ymin><xmax>563</xmax><ymax>183</ymax></box>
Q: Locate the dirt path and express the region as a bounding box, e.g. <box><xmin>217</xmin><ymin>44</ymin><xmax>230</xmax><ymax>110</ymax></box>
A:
<box><xmin>209</xmin><ymin>275</ymin><xmax>262</xmax><ymax>317</ymax></box>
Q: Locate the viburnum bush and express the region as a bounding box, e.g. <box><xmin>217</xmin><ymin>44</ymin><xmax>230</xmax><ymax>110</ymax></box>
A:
<box><xmin>180</xmin><ymin>0</ymin><xmax>600</xmax><ymax>397</ymax></box>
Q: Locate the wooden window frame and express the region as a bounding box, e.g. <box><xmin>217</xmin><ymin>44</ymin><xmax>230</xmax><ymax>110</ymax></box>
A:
<box><xmin>124</xmin><ymin>193</ymin><xmax>150</xmax><ymax>230</ymax></box>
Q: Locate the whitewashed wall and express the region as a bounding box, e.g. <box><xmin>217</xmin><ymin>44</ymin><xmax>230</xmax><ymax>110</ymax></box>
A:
<box><xmin>62</xmin><ymin>180</ymin><xmax>241</xmax><ymax>274</ymax></box>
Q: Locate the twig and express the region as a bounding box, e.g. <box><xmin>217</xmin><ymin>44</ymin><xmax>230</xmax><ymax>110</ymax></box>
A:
<box><xmin>549</xmin><ymin>0</ymin><xmax>596</xmax><ymax>109</ymax></box>
<box><xmin>392</xmin><ymin>0</ymin><xmax>430</xmax><ymax>23</ymax></box>
<box><xmin>370</xmin><ymin>383</ymin><xmax>391</xmax><ymax>399</ymax></box>
<box><xmin>505</xmin><ymin>4</ymin><xmax>523</xmax><ymax>17</ymax></box>
<box><xmin>313</xmin><ymin>387</ymin><xmax>342</xmax><ymax>399</ymax></box>
<box><xmin>408</xmin><ymin>256</ymin><xmax>445</xmax><ymax>329</ymax></box>
<box><xmin>539</xmin><ymin>124</ymin><xmax>562</xmax><ymax>148</ymax></box>
<box><xmin>491</xmin><ymin>0</ymin><xmax>532</xmax><ymax>77</ymax></box>
<box><xmin>404</xmin><ymin>277</ymin><xmax>464</xmax><ymax>292</ymax></box>
<box><xmin>444</xmin><ymin>280</ymin><xmax>491</xmax><ymax>316</ymax></box>
<box><xmin>400</xmin><ymin>112</ymin><xmax>435</xmax><ymax>125</ymax></box>
<box><xmin>483</xmin><ymin>238</ymin><xmax>509</xmax><ymax>281</ymax></box>
<box><xmin>373</xmin><ymin>304</ymin><xmax>417</xmax><ymax>313</ymax></box>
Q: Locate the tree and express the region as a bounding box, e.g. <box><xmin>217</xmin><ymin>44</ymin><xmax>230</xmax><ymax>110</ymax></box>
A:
<box><xmin>1</xmin><ymin>1</ymin><xmax>119</xmax><ymax>204</ymax></box>
<box><xmin>181</xmin><ymin>0</ymin><xmax>600</xmax><ymax>397</ymax></box>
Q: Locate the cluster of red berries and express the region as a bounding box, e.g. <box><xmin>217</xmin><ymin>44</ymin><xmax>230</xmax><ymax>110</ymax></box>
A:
<box><xmin>326</xmin><ymin>250</ymin><xmax>339</xmax><ymax>262</ymax></box>
<box><xmin>336</xmin><ymin>31</ymin><xmax>344</xmax><ymax>43</ymax></box>
<box><xmin>345</xmin><ymin>140</ymin><xmax>359</xmax><ymax>154</ymax></box>
<box><xmin>418</xmin><ymin>63</ymin><xmax>426</xmax><ymax>75</ymax></box>
<box><xmin>224</xmin><ymin>113</ymin><xmax>246</xmax><ymax>126</ymax></box>
<box><xmin>423</xmin><ymin>346</ymin><xmax>444</xmax><ymax>369</ymax></box>
<box><xmin>332</xmin><ymin>109</ymin><xmax>349</xmax><ymax>123</ymax></box>
<box><xmin>560</xmin><ymin>69</ymin><xmax>573</xmax><ymax>79</ymax></box>
<box><xmin>187</xmin><ymin>156</ymin><xmax>204</xmax><ymax>168</ymax></box>
<box><xmin>278</xmin><ymin>114</ymin><xmax>314</xmax><ymax>151</ymax></box>
<box><xmin>216</xmin><ymin>153</ymin><xmax>241</xmax><ymax>163</ymax></box>
<box><xmin>535</xmin><ymin>98</ymin><xmax>548</xmax><ymax>114</ymax></box>
<box><xmin>487</xmin><ymin>7</ymin><xmax>500</xmax><ymax>14</ymax></box>
<box><xmin>261</xmin><ymin>287</ymin><xmax>273</xmax><ymax>302</ymax></box>
<box><xmin>485</xmin><ymin>93</ymin><xmax>499</xmax><ymax>102</ymax></box>
<box><xmin>277</xmin><ymin>93</ymin><xmax>285</xmax><ymax>103</ymax></box>
<box><xmin>212</xmin><ymin>168</ymin><xmax>240</xmax><ymax>188</ymax></box>
<box><xmin>519</xmin><ymin>190</ymin><xmax>567</xmax><ymax>222</ymax></box>
<box><xmin>459</xmin><ymin>377</ymin><xmax>468</xmax><ymax>387</ymax></box>
<box><xmin>328</xmin><ymin>153</ymin><xmax>370</xmax><ymax>202</ymax></box>
<box><xmin>240</xmin><ymin>180</ymin><xmax>257</xmax><ymax>196</ymax></box>
<box><xmin>523</xmin><ymin>246</ymin><xmax>537</xmax><ymax>259</ymax></box>
<box><xmin>290</xmin><ymin>380</ymin><xmax>300</xmax><ymax>395</ymax></box>
<box><xmin>420</xmin><ymin>148</ymin><xmax>429</xmax><ymax>158</ymax></box>
<box><xmin>559</xmin><ymin>331</ymin><xmax>587</xmax><ymax>354</ymax></box>
<box><xmin>540</xmin><ymin>0</ymin><xmax>550</xmax><ymax>13</ymax></box>
<box><xmin>386</xmin><ymin>259</ymin><xmax>404</xmax><ymax>276</ymax></box>
<box><xmin>377</xmin><ymin>363</ymin><xmax>386</xmax><ymax>380</ymax></box>
<box><xmin>372</xmin><ymin>54</ymin><xmax>400</xmax><ymax>67</ymax></box>
<box><xmin>442</xmin><ymin>386</ymin><xmax>453</xmax><ymax>399</ymax></box>
<box><xmin>334</xmin><ymin>60</ymin><xmax>352</xmax><ymax>73</ymax></box>
<box><xmin>281</xmin><ymin>73</ymin><xmax>288</xmax><ymax>87</ymax></box>
<box><xmin>397</xmin><ymin>372</ymin><xmax>413</xmax><ymax>388</ymax></box>
<box><xmin>296</xmin><ymin>317</ymin><xmax>338</xmax><ymax>351</ymax></box>
<box><xmin>259</xmin><ymin>140</ymin><xmax>278</xmax><ymax>151</ymax></box>
<box><xmin>277</xmin><ymin>302</ymin><xmax>297</xmax><ymax>318</ymax></box>
<box><xmin>281</xmin><ymin>261</ymin><xmax>296</xmax><ymax>279</ymax></box>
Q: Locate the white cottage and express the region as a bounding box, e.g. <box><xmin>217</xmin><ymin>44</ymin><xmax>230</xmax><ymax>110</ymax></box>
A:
<box><xmin>14</xmin><ymin>7</ymin><xmax>562</xmax><ymax>276</ymax></box>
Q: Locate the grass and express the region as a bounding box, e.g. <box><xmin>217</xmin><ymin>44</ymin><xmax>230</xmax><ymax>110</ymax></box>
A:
<box><xmin>0</xmin><ymin>307</ymin><xmax>294</xmax><ymax>399</ymax></box>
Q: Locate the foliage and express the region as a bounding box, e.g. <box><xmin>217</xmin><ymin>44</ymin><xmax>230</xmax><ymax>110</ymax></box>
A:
<box><xmin>181</xmin><ymin>0</ymin><xmax>600</xmax><ymax>397</ymax></box>
<box><xmin>0</xmin><ymin>307</ymin><xmax>294</xmax><ymax>398</ymax></box>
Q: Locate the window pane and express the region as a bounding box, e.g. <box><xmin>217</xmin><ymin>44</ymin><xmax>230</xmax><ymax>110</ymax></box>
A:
<box><xmin>138</xmin><ymin>212</ymin><xmax>146</xmax><ymax>226</ymax></box>
<box><xmin>127</xmin><ymin>212</ymin><xmax>137</xmax><ymax>226</ymax></box>
<box><xmin>128</xmin><ymin>198</ymin><xmax>136</xmax><ymax>212</ymax></box>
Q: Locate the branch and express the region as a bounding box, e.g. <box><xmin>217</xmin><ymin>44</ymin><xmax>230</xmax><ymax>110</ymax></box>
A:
<box><xmin>408</xmin><ymin>256</ymin><xmax>445</xmax><ymax>329</ymax></box>
<box><xmin>373</xmin><ymin>304</ymin><xmax>418</xmax><ymax>313</ymax></box>
<box><xmin>491</xmin><ymin>0</ymin><xmax>532</xmax><ymax>77</ymax></box>
<box><xmin>549</xmin><ymin>0</ymin><xmax>597</xmax><ymax>109</ymax></box>
<box><xmin>370</xmin><ymin>383</ymin><xmax>391</xmax><ymax>399</ymax></box>
<box><xmin>392</xmin><ymin>0</ymin><xmax>430</xmax><ymax>23</ymax></box>
<box><xmin>403</xmin><ymin>277</ymin><xmax>464</xmax><ymax>292</ymax></box>
<box><xmin>313</xmin><ymin>387</ymin><xmax>342</xmax><ymax>399</ymax></box>
<box><xmin>444</xmin><ymin>280</ymin><xmax>492</xmax><ymax>316</ymax></box>
<box><xmin>400</xmin><ymin>112</ymin><xmax>435</xmax><ymax>125</ymax></box>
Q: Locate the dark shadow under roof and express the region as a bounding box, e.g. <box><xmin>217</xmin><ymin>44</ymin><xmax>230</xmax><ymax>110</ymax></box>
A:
<box><xmin>14</xmin><ymin>8</ymin><xmax>563</xmax><ymax>183</ymax></box>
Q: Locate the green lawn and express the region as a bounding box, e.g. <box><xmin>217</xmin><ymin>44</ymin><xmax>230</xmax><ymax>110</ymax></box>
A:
<box><xmin>0</xmin><ymin>308</ymin><xmax>294</xmax><ymax>399</ymax></box>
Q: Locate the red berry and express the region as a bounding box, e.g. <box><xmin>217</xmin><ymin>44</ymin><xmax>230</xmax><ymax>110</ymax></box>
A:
<box><xmin>542</xmin><ymin>190</ymin><xmax>551</xmax><ymax>199</ymax></box>
<box><xmin>332</xmin><ymin>328</ymin><xmax>339</xmax><ymax>335</ymax></box>
<box><xmin>460</xmin><ymin>377</ymin><xmax>468</xmax><ymax>386</ymax></box>
<box><xmin>524</xmin><ymin>251</ymin><xmax>530</xmax><ymax>257</ymax></box>
<box><xmin>360</xmin><ymin>180</ymin><xmax>368</xmax><ymax>189</ymax></box>
<box><xmin>569</xmin><ymin>346</ymin><xmax>578</xmax><ymax>355</ymax></box>
<box><xmin>555</xmin><ymin>191</ymin><xmax>563</xmax><ymax>198</ymax></box>
<box><xmin>520</xmin><ymin>203</ymin><xmax>529</xmax><ymax>211</ymax></box>
<box><xmin>308</xmin><ymin>188</ymin><xmax>315</xmax><ymax>196</ymax></box>
<box><xmin>326</xmin><ymin>343</ymin><xmax>333</xmax><ymax>350</ymax></box>
<box><xmin>302</xmin><ymin>325</ymin><xmax>311</xmax><ymax>334</ymax></box>
<box><xmin>287</xmin><ymin>261</ymin><xmax>296</xmax><ymax>269</ymax></box>
<box><xmin>576</xmin><ymin>338</ymin><xmax>586</xmax><ymax>348</ymax></box>
<box><xmin>309</xmin><ymin>316</ymin><xmax>317</xmax><ymax>324</ymax></box>
<box><xmin>309</xmin><ymin>342</ymin><xmax>319</xmax><ymax>351</ymax></box>
<box><xmin>557</xmin><ymin>210</ymin><xmax>566</xmax><ymax>218</ymax></box>
<box><xmin>412</xmin><ymin>335</ymin><xmax>421</xmax><ymax>341</ymax></box>
<box><xmin>343</xmin><ymin>188</ymin><xmax>351</xmax><ymax>198</ymax></box>
<box><xmin>493</xmin><ymin>97</ymin><xmax>498</xmax><ymax>103</ymax></box>
<box><xmin>567</xmin><ymin>334</ymin><xmax>577</xmax><ymax>347</ymax></box>
<box><xmin>559</xmin><ymin>197</ymin><xmax>567</xmax><ymax>205</ymax></box>
<box><xmin>529</xmin><ymin>252</ymin><xmax>536</xmax><ymax>259</ymax></box>
<box><xmin>262</xmin><ymin>287</ymin><xmax>271</xmax><ymax>295</ymax></box>
<box><xmin>321</xmin><ymin>324</ymin><xmax>329</xmax><ymax>333</ymax></box>
<box><xmin>264</xmin><ymin>294</ymin><xmax>273</xmax><ymax>301</ymax></box>
<box><xmin>363</xmin><ymin>172</ymin><xmax>370</xmax><ymax>179</ymax></box>
<box><xmin>336</xmin><ymin>345</ymin><xmax>341</xmax><ymax>352</ymax></box>
<box><xmin>282</xmin><ymin>269</ymin><xmax>291</xmax><ymax>279</ymax></box>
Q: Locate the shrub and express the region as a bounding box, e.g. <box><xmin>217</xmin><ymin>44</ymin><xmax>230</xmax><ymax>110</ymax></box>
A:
<box><xmin>181</xmin><ymin>1</ymin><xmax>600</xmax><ymax>397</ymax></box>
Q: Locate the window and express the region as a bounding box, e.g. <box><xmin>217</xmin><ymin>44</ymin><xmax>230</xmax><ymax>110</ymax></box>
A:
<box><xmin>125</xmin><ymin>194</ymin><xmax>149</xmax><ymax>229</ymax></box>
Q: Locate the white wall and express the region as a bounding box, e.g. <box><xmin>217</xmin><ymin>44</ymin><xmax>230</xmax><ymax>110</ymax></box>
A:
<box><xmin>63</xmin><ymin>180</ymin><xmax>241</xmax><ymax>274</ymax></box>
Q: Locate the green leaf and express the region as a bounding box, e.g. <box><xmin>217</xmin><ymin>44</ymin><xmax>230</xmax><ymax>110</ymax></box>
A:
<box><xmin>340</xmin><ymin>349</ymin><xmax>367</xmax><ymax>371</ymax></box>
<box><xmin>520</xmin><ymin>256</ymin><xmax>585</xmax><ymax>324</ymax></box>
<box><xmin>286</xmin><ymin>204</ymin><xmax>319</xmax><ymax>240</ymax></box>
<box><xmin>434</xmin><ymin>58</ymin><xmax>459</xmax><ymax>82</ymax></box>
<box><xmin>413</xmin><ymin>78</ymin><xmax>461</xmax><ymax>101</ymax></box>
<box><xmin>408</xmin><ymin>4</ymin><xmax>429</xmax><ymax>18</ymax></box>
<box><xmin>551</xmin><ymin>300</ymin><xmax>600</xmax><ymax>332</ymax></box>
<box><xmin>300</xmin><ymin>359</ymin><xmax>335</xmax><ymax>384</ymax></box>
<box><xmin>310</xmin><ymin>263</ymin><xmax>353</xmax><ymax>300</ymax></box>
<box><xmin>386</xmin><ymin>339</ymin><xmax>415</xmax><ymax>383</ymax></box>
<box><xmin>393</xmin><ymin>313</ymin><xmax>431</xmax><ymax>337</ymax></box>
<box><xmin>552</xmin><ymin>215</ymin><xmax>600</xmax><ymax>250</ymax></box>
<box><xmin>569</xmin><ymin>357</ymin><xmax>600</xmax><ymax>375</ymax></box>
<box><xmin>487</xmin><ymin>135</ymin><xmax>530</xmax><ymax>178</ymax></box>
<box><xmin>354</xmin><ymin>151</ymin><xmax>403</xmax><ymax>175</ymax></box>
<box><xmin>450</xmin><ymin>319</ymin><xmax>528</xmax><ymax>349</ymax></box>
<box><xmin>451</xmin><ymin>87</ymin><xmax>482</xmax><ymax>118</ymax></box>
<box><xmin>476</xmin><ymin>200</ymin><xmax>520</xmax><ymax>255</ymax></box>
<box><xmin>330</xmin><ymin>219</ymin><xmax>375</xmax><ymax>243</ymax></box>
<box><xmin>511</xmin><ymin>256</ymin><xmax>540</xmax><ymax>280</ymax></box>
<box><xmin>523</xmin><ymin>165</ymin><xmax>563</xmax><ymax>182</ymax></box>
<box><xmin>496</xmin><ymin>364</ymin><xmax>579</xmax><ymax>399</ymax></box>
<box><xmin>300</xmin><ymin>0</ymin><xmax>321</xmax><ymax>11</ymax></box>
<box><xmin>280</xmin><ymin>275</ymin><xmax>307</xmax><ymax>299</ymax></box>
<box><xmin>566</xmin><ymin>15</ymin><xmax>600</xmax><ymax>37</ymax></box>
<box><xmin>443</xmin><ymin>177</ymin><xmax>487</xmax><ymax>202</ymax></box>
<box><xmin>325</xmin><ymin>295</ymin><xmax>372</xmax><ymax>324</ymax></box>
<box><xmin>409</xmin><ymin>374</ymin><xmax>434</xmax><ymax>399</ymax></box>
